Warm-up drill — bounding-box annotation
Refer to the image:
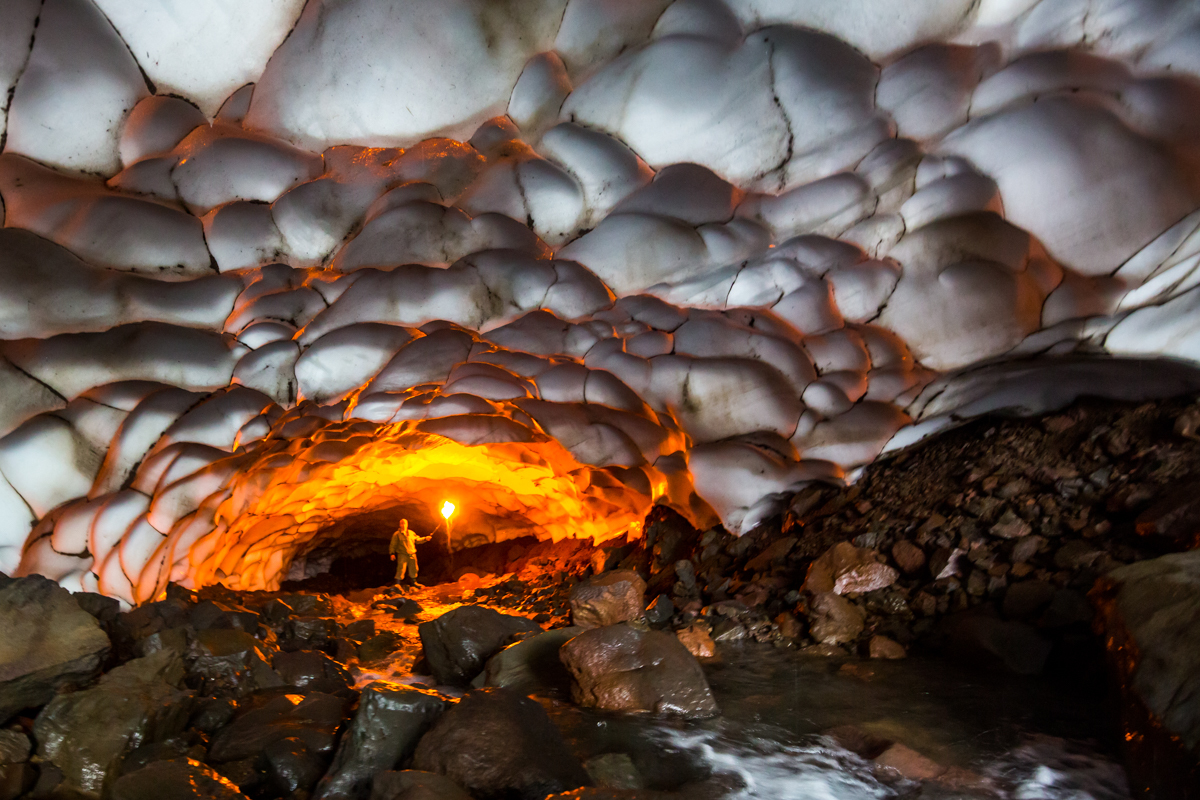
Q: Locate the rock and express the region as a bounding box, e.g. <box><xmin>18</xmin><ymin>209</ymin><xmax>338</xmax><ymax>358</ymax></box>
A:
<box><xmin>1002</xmin><ymin>580</ymin><xmax>1056</xmax><ymax>619</ymax></box>
<box><xmin>111</xmin><ymin>759</ymin><xmax>248</xmax><ymax>800</ymax></box>
<box><xmin>358</xmin><ymin>632</ymin><xmax>402</xmax><ymax>663</ymax></box>
<box><xmin>274</xmin><ymin>650</ymin><xmax>353</xmax><ymax>695</ymax></box>
<box><xmin>1038</xmin><ymin>589</ymin><xmax>1093</xmax><ymax>628</ymax></box>
<box><xmin>936</xmin><ymin>609</ymin><xmax>1052</xmax><ymax>675</ymax></box>
<box><xmin>280</xmin><ymin>617</ymin><xmax>342</xmax><ymax>652</ymax></box>
<box><xmin>1135</xmin><ymin>478</ymin><xmax>1200</xmax><ymax>547</ymax></box>
<box><xmin>570</xmin><ymin>570</ymin><xmax>647</xmax><ymax>629</ymax></box>
<box><xmin>559</xmin><ymin>624</ymin><xmax>719</xmax><ymax>718</ymax></box>
<box><xmin>584</xmin><ymin>754</ymin><xmax>642</xmax><ymax>790</ymax></box>
<box><xmin>74</xmin><ymin>592</ymin><xmax>121</xmax><ymax>630</ymax></box>
<box><xmin>315</xmin><ymin>682</ymin><xmax>448</xmax><ymax>800</ymax></box>
<box><xmin>868</xmin><ymin>635</ymin><xmax>906</xmax><ymax>659</ymax></box>
<box><xmin>990</xmin><ymin>509</ymin><xmax>1033</xmax><ymax>539</ymax></box>
<box><xmin>374</xmin><ymin>597</ymin><xmax>423</xmax><ymax>621</ymax></box>
<box><xmin>208</xmin><ymin>692</ymin><xmax>348</xmax><ymax>763</ymax></box>
<box><xmin>775</xmin><ymin>612</ymin><xmax>802</xmax><ymax>640</ymax></box>
<box><xmin>891</xmin><ymin>541</ymin><xmax>926</xmax><ymax>574</ymax></box>
<box><xmin>476</xmin><ymin>627</ymin><xmax>583</xmax><ymax>696</ymax></box>
<box><xmin>675</xmin><ymin>624</ymin><xmax>716</xmax><ymax>658</ymax></box>
<box><xmin>189</xmin><ymin>600</ymin><xmax>263</xmax><ymax>634</ymax></box>
<box><xmin>278</xmin><ymin>594</ymin><xmax>336</xmax><ymax>617</ymax></box>
<box><xmin>1092</xmin><ymin>551</ymin><xmax>1200</xmax><ymax>796</ymax></box>
<box><xmin>187</xmin><ymin>628</ymin><xmax>284</xmax><ymax>697</ymax></box>
<box><xmin>33</xmin><ymin>649</ymin><xmax>194</xmax><ymax>799</ymax></box>
<box><xmin>342</xmin><ymin>619</ymin><xmax>377</xmax><ymax>643</ymax></box>
<box><xmin>644</xmin><ymin>595</ymin><xmax>674</xmax><ymax>628</ymax></box>
<box><xmin>808</xmin><ymin>593</ymin><xmax>866</xmax><ymax>646</ymax></box>
<box><xmin>189</xmin><ymin>697</ymin><xmax>237</xmax><ymax>733</ymax></box>
<box><xmin>370</xmin><ymin>770</ymin><xmax>473</xmax><ymax>800</ymax></box>
<box><xmin>418</xmin><ymin>606</ymin><xmax>541</xmax><ymax>685</ymax></box>
<box><xmin>0</xmin><ymin>575</ymin><xmax>111</xmax><ymax>723</ymax></box>
<box><xmin>824</xmin><ymin>725</ymin><xmax>892</xmax><ymax>758</ymax></box>
<box><xmin>873</xmin><ymin>743</ymin><xmax>946</xmax><ymax>781</ymax></box>
<box><xmin>412</xmin><ymin>687</ymin><xmax>588</xmax><ymax>800</ymax></box>
<box><xmin>113</xmin><ymin>597</ymin><xmax>193</xmax><ymax>656</ymax></box>
<box><xmin>265</xmin><ymin>736</ymin><xmax>325</xmax><ymax>797</ymax></box>
<box><xmin>0</xmin><ymin>729</ymin><xmax>32</xmax><ymax>800</ymax></box>
<box><xmin>804</xmin><ymin>543</ymin><xmax>898</xmax><ymax>595</ymax></box>
<box><xmin>119</xmin><ymin>737</ymin><xmax>204</xmax><ymax>776</ymax></box>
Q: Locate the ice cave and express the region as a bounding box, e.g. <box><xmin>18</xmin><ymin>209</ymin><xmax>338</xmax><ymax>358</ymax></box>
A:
<box><xmin>1</xmin><ymin>1</ymin><xmax>1199</xmax><ymax>799</ymax></box>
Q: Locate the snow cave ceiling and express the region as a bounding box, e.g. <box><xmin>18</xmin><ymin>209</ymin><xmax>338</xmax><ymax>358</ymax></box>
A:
<box><xmin>3</xmin><ymin>0</ymin><xmax>1200</xmax><ymax>606</ymax></box>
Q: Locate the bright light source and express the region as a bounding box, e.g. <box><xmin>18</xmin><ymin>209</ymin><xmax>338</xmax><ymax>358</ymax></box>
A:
<box><xmin>441</xmin><ymin>500</ymin><xmax>455</xmax><ymax>520</ymax></box>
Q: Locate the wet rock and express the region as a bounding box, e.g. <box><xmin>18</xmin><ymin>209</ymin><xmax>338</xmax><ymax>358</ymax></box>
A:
<box><xmin>113</xmin><ymin>596</ymin><xmax>193</xmax><ymax>656</ymax></box>
<box><xmin>824</xmin><ymin>725</ymin><xmax>892</xmax><ymax>759</ymax></box>
<box><xmin>280</xmin><ymin>617</ymin><xmax>342</xmax><ymax>652</ymax></box>
<box><xmin>278</xmin><ymin>594</ymin><xmax>336</xmax><ymax>618</ymax></box>
<box><xmin>775</xmin><ymin>612</ymin><xmax>802</xmax><ymax>640</ymax></box>
<box><xmin>1092</xmin><ymin>551</ymin><xmax>1200</xmax><ymax>793</ymax></box>
<box><xmin>644</xmin><ymin>595</ymin><xmax>674</xmax><ymax>628</ymax></box>
<box><xmin>265</xmin><ymin>736</ymin><xmax>325</xmax><ymax>796</ymax></box>
<box><xmin>208</xmin><ymin>692</ymin><xmax>348</xmax><ymax>763</ymax></box>
<box><xmin>584</xmin><ymin>754</ymin><xmax>643</xmax><ymax>790</ymax></box>
<box><xmin>33</xmin><ymin>649</ymin><xmax>193</xmax><ymax>799</ymax></box>
<box><xmin>119</xmin><ymin>737</ymin><xmax>204</xmax><ymax>776</ymax></box>
<box><xmin>274</xmin><ymin>650</ymin><xmax>353</xmax><ymax>695</ymax></box>
<box><xmin>412</xmin><ymin>687</ymin><xmax>588</xmax><ymax>800</ymax></box>
<box><xmin>316</xmin><ymin>683</ymin><xmax>448</xmax><ymax>800</ymax></box>
<box><xmin>560</xmin><ymin>624</ymin><xmax>719</xmax><ymax>718</ymax></box>
<box><xmin>187</xmin><ymin>628</ymin><xmax>284</xmax><ymax>697</ymax></box>
<box><xmin>808</xmin><ymin>593</ymin><xmax>866</xmax><ymax>646</ymax></box>
<box><xmin>476</xmin><ymin>627</ymin><xmax>583</xmax><ymax>696</ymax></box>
<box><xmin>891</xmin><ymin>541</ymin><xmax>926</xmax><ymax>575</ymax></box>
<box><xmin>1002</xmin><ymin>580</ymin><xmax>1056</xmax><ymax>619</ymax></box>
<box><xmin>111</xmin><ymin>759</ymin><xmax>248</xmax><ymax>800</ymax></box>
<box><xmin>936</xmin><ymin>608</ymin><xmax>1052</xmax><ymax>675</ymax></box>
<box><xmin>189</xmin><ymin>601</ymin><xmax>263</xmax><ymax>634</ymax></box>
<box><xmin>0</xmin><ymin>730</ymin><xmax>32</xmax><ymax>800</ymax></box>
<box><xmin>342</xmin><ymin>619</ymin><xmax>377</xmax><ymax>643</ymax></box>
<box><xmin>805</xmin><ymin>543</ymin><xmax>898</xmax><ymax>595</ymax></box>
<box><xmin>190</xmin><ymin>697</ymin><xmax>237</xmax><ymax>733</ymax></box>
<box><xmin>868</xmin><ymin>635</ymin><xmax>906</xmax><ymax>659</ymax></box>
<box><xmin>370</xmin><ymin>770</ymin><xmax>472</xmax><ymax>800</ymax></box>
<box><xmin>873</xmin><ymin>743</ymin><xmax>946</xmax><ymax>781</ymax></box>
<box><xmin>0</xmin><ymin>575</ymin><xmax>110</xmax><ymax>723</ymax></box>
<box><xmin>358</xmin><ymin>632</ymin><xmax>402</xmax><ymax>664</ymax></box>
<box><xmin>570</xmin><ymin>570</ymin><xmax>647</xmax><ymax>629</ymax></box>
<box><xmin>676</xmin><ymin>624</ymin><xmax>716</xmax><ymax>658</ymax></box>
<box><xmin>418</xmin><ymin>606</ymin><xmax>541</xmax><ymax>686</ymax></box>
<box><xmin>374</xmin><ymin>597</ymin><xmax>423</xmax><ymax>621</ymax></box>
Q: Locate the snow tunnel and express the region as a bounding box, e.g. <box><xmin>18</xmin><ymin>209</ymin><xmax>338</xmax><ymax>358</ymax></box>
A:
<box><xmin>3</xmin><ymin>0</ymin><xmax>1200</xmax><ymax>607</ymax></box>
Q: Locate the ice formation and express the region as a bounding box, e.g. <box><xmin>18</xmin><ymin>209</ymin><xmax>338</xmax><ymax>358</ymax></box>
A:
<box><xmin>2</xmin><ymin>0</ymin><xmax>1200</xmax><ymax>605</ymax></box>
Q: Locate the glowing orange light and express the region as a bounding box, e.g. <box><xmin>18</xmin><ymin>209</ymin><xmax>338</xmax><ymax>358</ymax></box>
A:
<box><xmin>441</xmin><ymin>500</ymin><xmax>456</xmax><ymax>520</ymax></box>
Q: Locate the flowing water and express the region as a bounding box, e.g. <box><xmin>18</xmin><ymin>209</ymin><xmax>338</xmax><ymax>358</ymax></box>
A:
<box><xmin>542</xmin><ymin>644</ymin><xmax>1132</xmax><ymax>799</ymax></box>
<box><xmin>332</xmin><ymin>584</ymin><xmax>1130</xmax><ymax>799</ymax></box>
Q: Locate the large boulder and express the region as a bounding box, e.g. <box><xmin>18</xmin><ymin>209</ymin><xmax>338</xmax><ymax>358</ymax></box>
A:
<box><xmin>370</xmin><ymin>770</ymin><xmax>473</xmax><ymax>800</ymax></box>
<box><xmin>112</xmin><ymin>759</ymin><xmax>249</xmax><ymax>800</ymax></box>
<box><xmin>808</xmin><ymin>593</ymin><xmax>866</xmax><ymax>646</ymax></box>
<box><xmin>0</xmin><ymin>575</ymin><xmax>110</xmax><ymax>722</ymax></box>
<box><xmin>187</xmin><ymin>628</ymin><xmax>285</xmax><ymax>697</ymax></box>
<box><xmin>32</xmin><ymin>649</ymin><xmax>194</xmax><ymax>799</ymax></box>
<box><xmin>418</xmin><ymin>606</ymin><xmax>541</xmax><ymax>685</ymax></box>
<box><xmin>411</xmin><ymin>687</ymin><xmax>588</xmax><ymax>799</ymax></box>
<box><xmin>1092</xmin><ymin>551</ymin><xmax>1200</xmax><ymax>798</ymax></box>
<box><xmin>316</xmin><ymin>683</ymin><xmax>449</xmax><ymax>800</ymax></box>
<box><xmin>569</xmin><ymin>571</ymin><xmax>647</xmax><ymax>629</ymax></box>
<box><xmin>475</xmin><ymin>627</ymin><xmax>584</xmax><ymax>696</ymax></box>
<box><xmin>274</xmin><ymin>649</ymin><xmax>354</xmax><ymax>695</ymax></box>
<box><xmin>208</xmin><ymin>692</ymin><xmax>348</xmax><ymax>764</ymax></box>
<box><xmin>559</xmin><ymin>624</ymin><xmax>719</xmax><ymax>719</ymax></box>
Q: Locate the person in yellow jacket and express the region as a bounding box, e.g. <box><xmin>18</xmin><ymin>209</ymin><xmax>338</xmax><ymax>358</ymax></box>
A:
<box><xmin>389</xmin><ymin>518</ymin><xmax>432</xmax><ymax>585</ymax></box>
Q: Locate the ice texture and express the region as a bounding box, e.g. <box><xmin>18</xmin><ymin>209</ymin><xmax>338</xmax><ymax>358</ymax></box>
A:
<box><xmin>0</xmin><ymin>0</ymin><xmax>1199</xmax><ymax>598</ymax></box>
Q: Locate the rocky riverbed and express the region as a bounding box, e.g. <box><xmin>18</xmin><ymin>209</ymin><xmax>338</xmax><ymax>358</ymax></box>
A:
<box><xmin>2</xmin><ymin>396</ymin><xmax>1199</xmax><ymax>799</ymax></box>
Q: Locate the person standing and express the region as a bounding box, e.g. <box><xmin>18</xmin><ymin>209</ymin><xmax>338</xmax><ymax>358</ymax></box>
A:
<box><xmin>389</xmin><ymin>518</ymin><xmax>431</xmax><ymax>585</ymax></box>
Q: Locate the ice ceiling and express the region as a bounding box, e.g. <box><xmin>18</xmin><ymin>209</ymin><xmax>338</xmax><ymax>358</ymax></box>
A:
<box><xmin>2</xmin><ymin>0</ymin><xmax>1200</xmax><ymax>605</ymax></box>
